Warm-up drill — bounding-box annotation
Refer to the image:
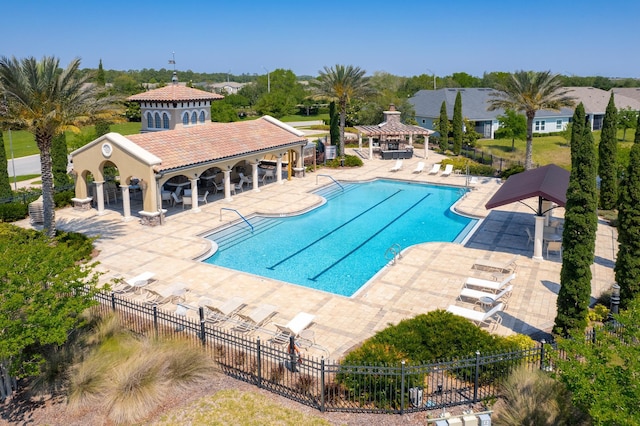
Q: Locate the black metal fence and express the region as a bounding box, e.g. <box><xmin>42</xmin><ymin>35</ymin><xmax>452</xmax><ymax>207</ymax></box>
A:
<box><xmin>459</xmin><ymin>146</ymin><xmax>535</xmax><ymax>173</ymax></box>
<box><xmin>91</xmin><ymin>290</ymin><xmax>550</xmax><ymax>414</ymax></box>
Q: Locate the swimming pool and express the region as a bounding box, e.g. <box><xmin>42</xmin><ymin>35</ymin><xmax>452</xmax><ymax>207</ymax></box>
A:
<box><xmin>202</xmin><ymin>179</ymin><xmax>477</xmax><ymax>297</ymax></box>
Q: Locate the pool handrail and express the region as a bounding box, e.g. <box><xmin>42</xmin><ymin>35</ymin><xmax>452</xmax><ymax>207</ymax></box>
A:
<box><xmin>220</xmin><ymin>208</ymin><xmax>254</xmax><ymax>232</ymax></box>
<box><xmin>316</xmin><ymin>174</ymin><xmax>344</xmax><ymax>191</ymax></box>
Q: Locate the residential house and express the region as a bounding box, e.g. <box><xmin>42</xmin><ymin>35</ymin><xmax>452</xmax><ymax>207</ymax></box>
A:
<box><xmin>409</xmin><ymin>87</ymin><xmax>640</xmax><ymax>139</ymax></box>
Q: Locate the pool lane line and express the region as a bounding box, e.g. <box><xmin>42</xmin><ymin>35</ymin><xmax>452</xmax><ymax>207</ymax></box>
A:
<box><xmin>308</xmin><ymin>193</ymin><xmax>432</xmax><ymax>282</ymax></box>
<box><xmin>266</xmin><ymin>189</ymin><xmax>404</xmax><ymax>270</ymax></box>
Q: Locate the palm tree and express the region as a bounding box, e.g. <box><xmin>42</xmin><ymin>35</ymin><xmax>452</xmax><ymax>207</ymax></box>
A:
<box><xmin>488</xmin><ymin>70</ymin><xmax>575</xmax><ymax>170</ymax></box>
<box><xmin>311</xmin><ymin>64</ymin><xmax>372</xmax><ymax>163</ymax></box>
<box><xmin>0</xmin><ymin>56</ymin><xmax>116</xmax><ymax>237</ymax></box>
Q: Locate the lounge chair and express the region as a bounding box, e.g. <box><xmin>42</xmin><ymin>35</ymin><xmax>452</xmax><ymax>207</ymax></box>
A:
<box><xmin>472</xmin><ymin>255</ymin><xmax>518</xmax><ymax>273</ymax></box>
<box><xmin>446</xmin><ymin>302</ymin><xmax>504</xmax><ymax>329</ymax></box>
<box><xmin>205</xmin><ymin>296</ymin><xmax>245</xmax><ymax>324</ymax></box>
<box><xmin>458</xmin><ymin>285</ymin><xmax>513</xmax><ymax>308</ymax></box>
<box><xmin>468</xmin><ymin>176</ymin><xmax>478</xmax><ymax>185</ymax></box>
<box><xmin>389</xmin><ymin>159</ymin><xmax>403</xmax><ymax>172</ymax></box>
<box><xmin>198</xmin><ymin>190</ymin><xmax>209</xmax><ymax>204</ymax></box>
<box><xmin>171</xmin><ymin>192</ymin><xmax>182</xmax><ymax>206</ymax></box>
<box><xmin>238</xmin><ymin>172</ymin><xmax>253</xmax><ymax>185</ymax></box>
<box><xmin>112</xmin><ymin>271</ymin><xmax>156</xmax><ymax>293</ymax></box>
<box><xmin>464</xmin><ymin>272</ymin><xmax>516</xmax><ymax>293</ymax></box>
<box><xmin>139</xmin><ymin>288</ymin><xmax>175</xmax><ymax>306</ymax></box>
<box><xmin>261</xmin><ymin>169</ymin><xmax>275</xmax><ymax>184</ymax></box>
<box><xmin>427</xmin><ymin>163</ymin><xmax>441</xmax><ymax>174</ymax></box>
<box><xmin>232</xmin><ymin>304</ymin><xmax>278</xmax><ymax>334</ymax></box>
<box><xmin>213</xmin><ymin>181</ymin><xmax>224</xmax><ymax>194</ymax></box>
<box><xmin>413</xmin><ymin>162</ymin><xmax>425</xmax><ymax>173</ymax></box>
<box><xmin>441</xmin><ymin>164</ymin><xmax>454</xmax><ymax>176</ymax></box>
<box><xmin>271</xmin><ymin>312</ymin><xmax>315</xmax><ymax>345</ymax></box>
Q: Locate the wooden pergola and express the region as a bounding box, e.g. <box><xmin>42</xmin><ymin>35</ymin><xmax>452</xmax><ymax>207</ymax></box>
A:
<box><xmin>355</xmin><ymin>104</ymin><xmax>435</xmax><ymax>160</ymax></box>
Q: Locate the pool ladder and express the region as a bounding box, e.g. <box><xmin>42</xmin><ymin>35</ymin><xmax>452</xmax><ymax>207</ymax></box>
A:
<box><xmin>385</xmin><ymin>243</ymin><xmax>403</xmax><ymax>265</ymax></box>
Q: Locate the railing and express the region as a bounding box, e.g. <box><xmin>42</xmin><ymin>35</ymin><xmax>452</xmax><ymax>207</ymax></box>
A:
<box><xmin>89</xmin><ymin>289</ymin><xmax>554</xmax><ymax>415</ymax></box>
<box><xmin>316</xmin><ymin>174</ymin><xmax>344</xmax><ymax>191</ymax></box>
<box><xmin>220</xmin><ymin>208</ymin><xmax>253</xmax><ymax>232</ymax></box>
<box><xmin>385</xmin><ymin>243</ymin><xmax>403</xmax><ymax>265</ymax></box>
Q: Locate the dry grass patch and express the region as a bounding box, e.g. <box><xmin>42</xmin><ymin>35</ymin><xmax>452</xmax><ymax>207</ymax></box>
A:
<box><xmin>152</xmin><ymin>389</ymin><xmax>332</xmax><ymax>426</ymax></box>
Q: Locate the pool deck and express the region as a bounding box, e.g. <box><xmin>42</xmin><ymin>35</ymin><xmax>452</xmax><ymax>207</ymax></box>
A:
<box><xmin>18</xmin><ymin>149</ymin><xmax>618</xmax><ymax>360</ymax></box>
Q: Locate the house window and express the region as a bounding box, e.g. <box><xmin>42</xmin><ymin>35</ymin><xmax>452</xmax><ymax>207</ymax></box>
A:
<box><xmin>163</xmin><ymin>113</ymin><xmax>170</xmax><ymax>129</ymax></box>
<box><xmin>535</xmin><ymin>120</ymin><xmax>546</xmax><ymax>131</ymax></box>
<box><xmin>191</xmin><ymin>111</ymin><xmax>197</xmax><ymax>124</ymax></box>
<box><xmin>183</xmin><ymin>112</ymin><xmax>189</xmax><ymax>125</ymax></box>
<box><xmin>199</xmin><ymin>111</ymin><xmax>205</xmax><ymax>123</ymax></box>
<box><xmin>556</xmin><ymin>120</ymin><xmax>562</xmax><ymax>130</ymax></box>
<box><xmin>422</xmin><ymin>119</ymin><xmax>426</xmax><ymax>124</ymax></box>
<box><xmin>154</xmin><ymin>112</ymin><xmax>161</xmax><ymax>128</ymax></box>
<box><xmin>147</xmin><ymin>112</ymin><xmax>153</xmax><ymax>129</ymax></box>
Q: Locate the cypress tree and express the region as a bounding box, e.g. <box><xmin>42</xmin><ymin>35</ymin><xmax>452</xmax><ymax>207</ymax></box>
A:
<box><xmin>95</xmin><ymin>120</ymin><xmax>111</xmax><ymax>138</ymax></box>
<box><xmin>614</xmin><ymin>113</ymin><xmax>640</xmax><ymax>308</ymax></box>
<box><xmin>329</xmin><ymin>101</ymin><xmax>339</xmax><ymax>152</ymax></box>
<box><xmin>554</xmin><ymin>103</ymin><xmax>598</xmax><ymax>335</ymax></box>
<box><xmin>438</xmin><ymin>101</ymin><xmax>449</xmax><ymax>152</ymax></box>
<box><xmin>96</xmin><ymin>59</ymin><xmax>106</xmax><ymax>87</ymax></box>
<box><xmin>0</xmin><ymin>131</ymin><xmax>12</xmax><ymax>198</ymax></box>
<box><xmin>452</xmin><ymin>91</ymin><xmax>463</xmax><ymax>155</ymax></box>
<box><xmin>52</xmin><ymin>132</ymin><xmax>72</xmax><ymax>189</ymax></box>
<box><xmin>598</xmin><ymin>93</ymin><xmax>618</xmax><ymax>210</ymax></box>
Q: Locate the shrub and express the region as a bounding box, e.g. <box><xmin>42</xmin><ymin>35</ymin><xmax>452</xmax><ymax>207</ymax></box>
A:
<box><xmin>500</xmin><ymin>165</ymin><xmax>525</xmax><ymax>180</ymax></box>
<box><xmin>337</xmin><ymin>311</ymin><xmax>524</xmax><ymax>408</ymax></box>
<box><xmin>0</xmin><ymin>202</ymin><xmax>29</xmax><ymax>222</ymax></box>
<box><xmin>441</xmin><ymin>157</ymin><xmax>495</xmax><ymax>177</ymax></box>
<box><xmin>324</xmin><ymin>154</ymin><xmax>363</xmax><ymax>168</ymax></box>
<box><xmin>587</xmin><ymin>304</ymin><xmax>609</xmax><ymax>322</ymax></box>
<box><xmin>492</xmin><ymin>365</ymin><xmax>588</xmax><ymax>425</ymax></box>
<box><xmin>55</xmin><ymin>230</ymin><xmax>95</xmax><ymax>261</ymax></box>
<box><xmin>54</xmin><ymin>189</ymin><xmax>75</xmax><ymax>208</ymax></box>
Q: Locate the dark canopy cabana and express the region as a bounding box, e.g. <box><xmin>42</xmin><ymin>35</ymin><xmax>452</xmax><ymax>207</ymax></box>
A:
<box><xmin>485</xmin><ymin>164</ymin><xmax>570</xmax><ymax>260</ymax></box>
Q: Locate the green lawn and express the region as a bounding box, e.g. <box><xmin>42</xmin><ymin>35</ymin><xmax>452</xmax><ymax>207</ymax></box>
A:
<box><xmin>476</xmin><ymin>129</ymin><xmax>635</xmax><ymax>170</ymax></box>
<box><xmin>279</xmin><ymin>113</ymin><xmax>329</xmax><ymax>123</ymax></box>
<box><xmin>3</xmin><ymin>122</ymin><xmax>142</xmax><ymax>158</ymax></box>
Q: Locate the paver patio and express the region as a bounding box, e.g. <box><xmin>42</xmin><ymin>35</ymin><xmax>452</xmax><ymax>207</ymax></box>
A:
<box><xmin>17</xmin><ymin>149</ymin><xmax>617</xmax><ymax>360</ymax></box>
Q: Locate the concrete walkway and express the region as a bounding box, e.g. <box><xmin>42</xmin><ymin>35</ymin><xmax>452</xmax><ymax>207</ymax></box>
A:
<box><xmin>15</xmin><ymin>149</ymin><xmax>617</xmax><ymax>360</ymax></box>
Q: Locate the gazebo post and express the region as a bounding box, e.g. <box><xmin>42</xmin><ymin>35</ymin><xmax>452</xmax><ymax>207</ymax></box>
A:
<box><xmin>368</xmin><ymin>137</ymin><xmax>373</xmax><ymax>160</ymax></box>
<box><xmin>533</xmin><ymin>215</ymin><xmax>545</xmax><ymax>260</ymax></box>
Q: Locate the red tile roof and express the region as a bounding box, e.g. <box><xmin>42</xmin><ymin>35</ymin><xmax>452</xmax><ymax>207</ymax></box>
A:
<box><xmin>127</xmin><ymin>85</ymin><xmax>223</xmax><ymax>102</ymax></box>
<box><xmin>126</xmin><ymin>118</ymin><xmax>307</xmax><ymax>172</ymax></box>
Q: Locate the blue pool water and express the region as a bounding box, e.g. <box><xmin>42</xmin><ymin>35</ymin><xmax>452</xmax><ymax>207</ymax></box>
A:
<box><xmin>202</xmin><ymin>179</ymin><xmax>477</xmax><ymax>297</ymax></box>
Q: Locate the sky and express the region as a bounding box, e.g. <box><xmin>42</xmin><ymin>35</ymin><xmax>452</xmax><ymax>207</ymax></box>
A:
<box><xmin>3</xmin><ymin>0</ymin><xmax>639</xmax><ymax>79</ymax></box>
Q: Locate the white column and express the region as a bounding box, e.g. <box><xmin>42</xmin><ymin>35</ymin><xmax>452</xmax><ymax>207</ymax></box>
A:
<box><xmin>424</xmin><ymin>135</ymin><xmax>430</xmax><ymax>159</ymax></box>
<box><xmin>408</xmin><ymin>133</ymin><xmax>413</xmax><ymax>147</ymax></box>
<box><xmin>250</xmin><ymin>161</ymin><xmax>260</xmax><ymax>192</ymax></box>
<box><xmin>276</xmin><ymin>156</ymin><xmax>283</xmax><ymax>185</ymax></box>
<box><xmin>190</xmin><ymin>177</ymin><xmax>200</xmax><ymax>212</ymax></box>
<box><xmin>94</xmin><ymin>181</ymin><xmax>106</xmax><ymax>215</ymax></box>
<box><xmin>368</xmin><ymin>137</ymin><xmax>373</xmax><ymax>160</ymax></box>
<box><xmin>120</xmin><ymin>185</ymin><xmax>132</xmax><ymax>221</ymax></box>
<box><xmin>223</xmin><ymin>170</ymin><xmax>232</xmax><ymax>201</ymax></box>
<box><xmin>533</xmin><ymin>215</ymin><xmax>545</xmax><ymax>261</ymax></box>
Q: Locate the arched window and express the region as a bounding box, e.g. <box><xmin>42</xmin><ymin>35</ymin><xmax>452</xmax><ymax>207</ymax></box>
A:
<box><xmin>183</xmin><ymin>112</ymin><xmax>189</xmax><ymax>125</ymax></box>
<box><xmin>191</xmin><ymin>111</ymin><xmax>197</xmax><ymax>124</ymax></box>
<box><xmin>163</xmin><ymin>113</ymin><xmax>170</xmax><ymax>129</ymax></box>
<box><xmin>147</xmin><ymin>112</ymin><xmax>153</xmax><ymax>129</ymax></box>
<box><xmin>154</xmin><ymin>112</ymin><xmax>161</xmax><ymax>128</ymax></box>
<box><xmin>199</xmin><ymin>110</ymin><xmax>205</xmax><ymax>123</ymax></box>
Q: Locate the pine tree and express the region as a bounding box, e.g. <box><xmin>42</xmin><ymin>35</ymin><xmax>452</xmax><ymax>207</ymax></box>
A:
<box><xmin>52</xmin><ymin>132</ymin><xmax>72</xmax><ymax>189</ymax></box>
<box><xmin>554</xmin><ymin>103</ymin><xmax>598</xmax><ymax>335</ymax></box>
<box><xmin>614</xmin><ymin>113</ymin><xmax>640</xmax><ymax>308</ymax></box>
<box><xmin>438</xmin><ymin>101</ymin><xmax>449</xmax><ymax>152</ymax></box>
<box><xmin>0</xmin><ymin>131</ymin><xmax>12</xmax><ymax>198</ymax></box>
<box><xmin>598</xmin><ymin>93</ymin><xmax>618</xmax><ymax>210</ymax></box>
<box><xmin>452</xmin><ymin>91</ymin><xmax>463</xmax><ymax>155</ymax></box>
